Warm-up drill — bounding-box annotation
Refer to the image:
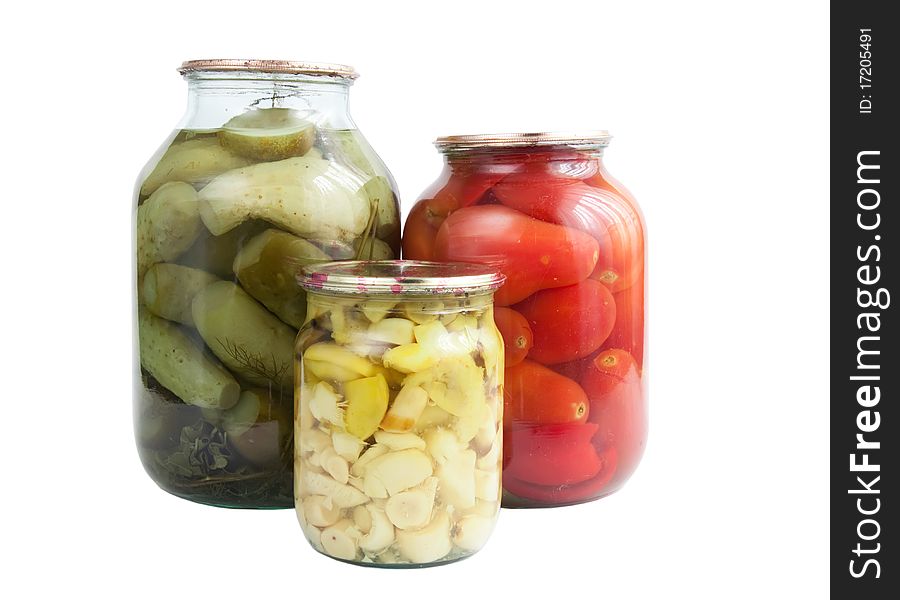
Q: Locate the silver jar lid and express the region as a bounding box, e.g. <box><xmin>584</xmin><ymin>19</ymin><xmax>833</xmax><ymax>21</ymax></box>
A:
<box><xmin>178</xmin><ymin>59</ymin><xmax>359</xmax><ymax>80</ymax></box>
<box><xmin>434</xmin><ymin>131</ymin><xmax>611</xmax><ymax>152</ymax></box>
<box><xmin>298</xmin><ymin>261</ymin><xmax>506</xmax><ymax>297</ymax></box>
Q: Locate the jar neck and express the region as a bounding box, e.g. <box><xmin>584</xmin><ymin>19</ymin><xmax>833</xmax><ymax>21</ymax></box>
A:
<box><xmin>441</xmin><ymin>145</ymin><xmax>606</xmax><ymax>172</ymax></box>
<box><xmin>306</xmin><ymin>292</ymin><xmax>494</xmax><ymax>313</ymax></box>
<box><xmin>179</xmin><ymin>72</ymin><xmax>354</xmax><ymax>131</ymax></box>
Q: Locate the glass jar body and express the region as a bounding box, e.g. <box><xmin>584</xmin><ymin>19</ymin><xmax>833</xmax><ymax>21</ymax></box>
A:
<box><xmin>403</xmin><ymin>144</ymin><xmax>646</xmax><ymax>507</ymax></box>
<box><xmin>294</xmin><ymin>291</ymin><xmax>503</xmax><ymax>566</ymax></box>
<box><xmin>133</xmin><ymin>70</ymin><xmax>401</xmax><ymax>508</ymax></box>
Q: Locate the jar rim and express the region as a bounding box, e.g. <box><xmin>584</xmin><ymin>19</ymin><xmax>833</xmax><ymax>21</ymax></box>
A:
<box><xmin>178</xmin><ymin>59</ymin><xmax>359</xmax><ymax>80</ymax></box>
<box><xmin>297</xmin><ymin>260</ymin><xmax>506</xmax><ymax>297</ymax></box>
<box><xmin>434</xmin><ymin>131</ymin><xmax>611</xmax><ymax>152</ymax></box>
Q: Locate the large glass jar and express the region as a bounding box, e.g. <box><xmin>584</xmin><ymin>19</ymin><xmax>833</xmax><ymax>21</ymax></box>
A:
<box><xmin>403</xmin><ymin>132</ymin><xmax>646</xmax><ymax>507</ymax></box>
<box><xmin>133</xmin><ymin>60</ymin><xmax>400</xmax><ymax>509</ymax></box>
<box><xmin>293</xmin><ymin>261</ymin><xmax>505</xmax><ymax>566</ymax></box>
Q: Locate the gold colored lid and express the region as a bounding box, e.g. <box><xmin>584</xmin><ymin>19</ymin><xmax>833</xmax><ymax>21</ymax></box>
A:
<box><xmin>434</xmin><ymin>131</ymin><xmax>611</xmax><ymax>152</ymax></box>
<box><xmin>178</xmin><ymin>59</ymin><xmax>359</xmax><ymax>79</ymax></box>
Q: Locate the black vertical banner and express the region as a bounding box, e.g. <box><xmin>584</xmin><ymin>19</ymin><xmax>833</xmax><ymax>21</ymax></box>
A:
<box><xmin>831</xmin><ymin>2</ymin><xmax>898</xmax><ymax>596</ymax></box>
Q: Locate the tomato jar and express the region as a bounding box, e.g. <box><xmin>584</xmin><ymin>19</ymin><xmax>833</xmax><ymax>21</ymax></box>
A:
<box><xmin>294</xmin><ymin>261</ymin><xmax>505</xmax><ymax>566</ymax></box>
<box><xmin>133</xmin><ymin>60</ymin><xmax>400</xmax><ymax>508</ymax></box>
<box><xmin>403</xmin><ymin>132</ymin><xmax>646</xmax><ymax>507</ymax></box>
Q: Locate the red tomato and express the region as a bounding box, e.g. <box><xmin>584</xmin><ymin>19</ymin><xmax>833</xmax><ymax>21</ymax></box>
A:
<box><xmin>550</xmin><ymin>352</ymin><xmax>598</xmax><ymax>383</ymax></box>
<box><xmin>504</xmin><ymin>359</ymin><xmax>589</xmax><ymax>426</ymax></box>
<box><xmin>584</xmin><ymin>166</ymin><xmax>638</xmax><ymax>205</ymax></box>
<box><xmin>603</xmin><ymin>277</ymin><xmax>645</xmax><ymax>365</ymax></box>
<box><xmin>502</xmin><ymin>150</ymin><xmax>600</xmax><ymax>183</ymax></box>
<box><xmin>401</xmin><ymin>200</ymin><xmax>440</xmax><ymax>260</ymax></box>
<box><xmin>493</xmin><ymin>176</ymin><xmax>643</xmax><ymax>293</ymax></box>
<box><xmin>431</xmin><ymin>169</ymin><xmax>506</xmax><ymax>212</ymax></box>
<box><xmin>514</xmin><ymin>279</ymin><xmax>616</xmax><ymax>364</ymax></box>
<box><xmin>503</xmin><ymin>446</ymin><xmax>618</xmax><ymax>505</ymax></box>
<box><xmin>493</xmin><ymin>307</ymin><xmax>533</xmax><ymax>367</ymax></box>
<box><xmin>433</xmin><ymin>205</ymin><xmax>599</xmax><ymax>305</ymax></box>
<box><xmin>581</xmin><ymin>349</ymin><xmax>646</xmax><ymax>475</ymax></box>
<box><xmin>583</xmin><ymin>349</ymin><xmax>639</xmax><ymax>395</ymax></box>
<box><xmin>503</xmin><ymin>422</ymin><xmax>601</xmax><ymax>486</ymax></box>
<box><xmin>402</xmin><ymin>170</ymin><xmax>505</xmax><ymax>261</ymax></box>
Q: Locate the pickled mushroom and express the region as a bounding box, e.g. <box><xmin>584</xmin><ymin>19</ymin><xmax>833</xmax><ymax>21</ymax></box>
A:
<box><xmin>138</xmin><ymin>309</ymin><xmax>240</xmax><ymax>410</ymax></box>
<box><xmin>362</xmin><ymin>448</ymin><xmax>433</xmax><ymax>498</ymax></box>
<box><xmin>140</xmin><ymin>138</ymin><xmax>249</xmax><ymax>197</ymax></box>
<box><xmin>302</xmin><ymin>471</ymin><xmax>368</xmax><ymax>508</ymax></box>
<box><xmin>395</xmin><ymin>511</ymin><xmax>452</xmax><ymax>564</ymax></box>
<box><xmin>136</xmin><ymin>181</ymin><xmax>203</xmax><ymax>277</ymax></box>
<box><xmin>343</xmin><ymin>373</ymin><xmax>390</xmax><ymax>440</ymax></box>
<box><xmin>197</xmin><ymin>155</ymin><xmax>371</xmax><ymax>241</ymax></box>
<box><xmin>304</xmin><ymin>342</ymin><xmax>376</xmax><ymax>382</ymax></box>
<box><xmin>233</xmin><ymin>228</ymin><xmax>330</xmax><ymax>327</ymax></box>
<box><xmin>191</xmin><ymin>281</ymin><xmax>295</xmax><ymax>390</ymax></box>
<box><xmin>416</xmin><ymin>356</ymin><xmax>486</xmax><ymax>417</ymax></box>
<box><xmin>295</xmin><ymin>295</ymin><xmax>503</xmax><ymax>564</ymax></box>
<box><xmin>218</xmin><ymin>108</ymin><xmax>316</xmax><ymax>161</ymax></box>
<box><xmin>452</xmin><ymin>515</ymin><xmax>494</xmax><ymax>552</ymax></box>
<box><xmin>385</xmin><ymin>478</ymin><xmax>438</xmax><ymax>530</ymax></box>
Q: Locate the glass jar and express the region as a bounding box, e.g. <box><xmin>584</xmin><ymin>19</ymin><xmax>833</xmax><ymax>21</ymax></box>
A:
<box><xmin>133</xmin><ymin>60</ymin><xmax>401</xmax><ymax>509</ymax></box>
<box><xmin>403</xmin><ymin>132</ymin><xmax>646</xmax><ymax>507</ymax></box>
<box><xmin>293</xmin><ymin>261</ymin><xmax>505</xmax><ymax>566</ymax></box>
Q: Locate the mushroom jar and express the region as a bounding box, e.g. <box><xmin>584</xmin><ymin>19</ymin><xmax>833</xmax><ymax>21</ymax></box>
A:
<box><xmin>133</xmin><ymin>60</ymin><xmax>400</xmax><ymax>508</ymax></box>
<box><xmin>294</xmin><ymin>261</ymin><xmax>505</xmax><ymax>567</ymax></box>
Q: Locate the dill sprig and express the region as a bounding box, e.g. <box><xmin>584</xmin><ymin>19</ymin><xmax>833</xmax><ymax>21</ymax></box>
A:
<box><xmin>354</xmin><ymin>196</ymin><xmax>381</xmax><ymax>261</ymax></box>
<box><xmin>216</xmin><ymin>337</ymin><xmax>289</xmax><ymax>386</ymax></box>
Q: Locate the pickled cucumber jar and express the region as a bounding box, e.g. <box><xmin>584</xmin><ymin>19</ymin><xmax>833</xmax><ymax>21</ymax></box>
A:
<box><xmin>403</xmin><ymin>132</ymin><xmax>646</xmax><ymax>507</ymax></box>
<box><xmin>133</xmin><ymin>60</ymin><xmax>401</xmax><ymax>509</ymax></box>
<box><xmin>293</xmin><ymin>261</ymin><xmax>505</xmax><ymax>567</ymax></box>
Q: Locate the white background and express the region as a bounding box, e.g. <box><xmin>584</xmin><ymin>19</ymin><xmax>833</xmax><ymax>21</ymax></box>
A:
<box><xmin>0</xmin><ymin>1</ymin><xmax>829</xmax><ymax>598</ymax></box>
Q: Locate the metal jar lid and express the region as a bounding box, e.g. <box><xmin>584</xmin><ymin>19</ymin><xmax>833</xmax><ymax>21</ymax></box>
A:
<box><xmin>177</xmin><ymin>59</ymin><xmax>359</xmax><ymax>80</ymax></box>
<box><xmin>298</xmin><ymin>261</ymin><xmax>506</xmax><ymax>297</ymax></box>
<box><xmin>434</xmin><ymin>131</ymin><xmax>611</xmax><ymax>152</ymax></box>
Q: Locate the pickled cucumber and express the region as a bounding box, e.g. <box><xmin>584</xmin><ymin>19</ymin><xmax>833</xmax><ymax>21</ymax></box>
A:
<box><xmin>224</xmin><ymin>389</ymin><xmax>291</xmax><ymax>467</ymax></box>
<box><xmin>353</xmin><ymin>236</ymin><xmax>394</xmax><ymax>261</ymax></box>
<box><xmin>176</xmin><ymin>220</ymin><xmax>269</xmax><ymax>278</ymax></box>
<box><xmin>362</xmin><ymin>176</ymin><xmax>399</xmax><ymax>242</ymax></box>
<box><xmin>138</xmin><ymin>309</ymin><xmax>240</xmax><ymax>409</ymax></box>
<box><xmin>191</xmin><ymin>281</ymin><xmax>295</xmax><ymax>390</ymax></box>
<box><xmin>142</xmin><ymin>263</ymin><xmax>219</xmax><ymax>326</ymax></box>
<box><xmin>140</xmin><ymin>138</ymin><xmax>249</xmax><ymax>197</ymax></box>
<box><xmin>219</xmin><ymin>108</ymin><xmax>316</xmax><ymax>161</ymax></box>
<box><xmin>319</xmin><ymin>128</ymin><xmax>400</xmax><ymax>241</ymax></box>
<box><xmin>136</xmin><ymin>383</ymin><xmax>200</xmax><ymax>449</ymax></box>
<box><xmin>220</xmin><ymin>389</ymin><xmax>265</xmax><ymax>438</ymax></box>
<box><xmin>320</xmin><ymin>129</ymin><xmax>381</xmax><ymax>176</ymax></box>
<box><xmin>136</xmin><ymin>182</ymin><xmax>203</xmax><ymax>277</ymax></box>
<box><xmin>233</xmin><ymin>229</ymin><xmax>330</xmax><ymax>328</ymax></box>
<box><xmin>306</xmin><ymin>236</ymin><xmax>395</xmax><ymax>261</ymax></box>
<box><xmin>135</xmin><ymin>121</ymin><xmax>401</xmax><ymax>509</ymax></box>
<box><xmin>197</xmin><ymin>155</ymin><xmax>371</xmax><ymax>241</ymax></box>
